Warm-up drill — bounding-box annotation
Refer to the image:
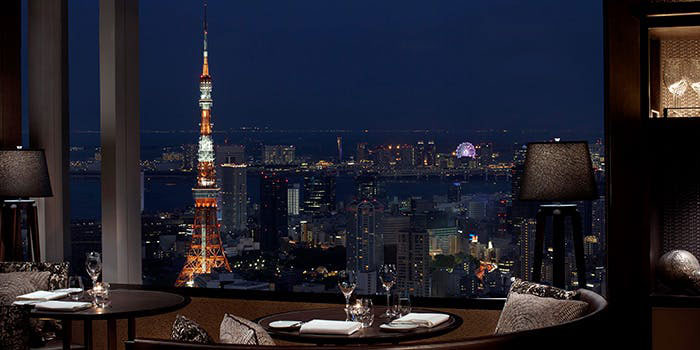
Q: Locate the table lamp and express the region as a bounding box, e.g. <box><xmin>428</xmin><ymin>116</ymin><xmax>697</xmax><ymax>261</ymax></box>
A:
<box><xmin>0</xmin><ymin>148</ymin><xmax>53</xmax><ymax>262</ymax></box>
<box><xmin>519</xmin><ymin>141</ymin><xmax>598</xmax><ymax>289</ymax></box>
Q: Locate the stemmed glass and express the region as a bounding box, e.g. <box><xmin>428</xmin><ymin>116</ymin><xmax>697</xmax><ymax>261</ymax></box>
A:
<box><xmin>663</xmin><ymin>58</ymin><xmax>688</xmax><ymax>116</ymax></box>
<box><xmin>379</xmin><ymin>264</ymin><xmax>397</xmax><ymax>318</ymax></box>
<box><xmin>85</xmin><ymin>251</ymin><xmax>102</xmax><ymax>290</ymax></box>
<box><xmin>338</xmin><ymin>270</ymin><xmax>357</xmax><ymax>321</ymax></box>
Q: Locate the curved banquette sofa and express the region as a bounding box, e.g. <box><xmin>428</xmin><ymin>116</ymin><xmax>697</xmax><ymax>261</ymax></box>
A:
<box><xmin>125</xmin><ymin>289</ymin><xmax>607</xmax><ymax>350</ymax></box>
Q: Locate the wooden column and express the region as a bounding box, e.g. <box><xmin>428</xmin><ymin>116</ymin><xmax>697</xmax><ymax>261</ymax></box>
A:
<box><xmin>28</xmin><ymin>0</ymin><xmax>70</xmax><ymax>262</ymax></box>
<box><xmin>0</xmin><ymin>0</ymin><xmax>22</xmax><ymax>147</ymax></box>
<box><xmin>604</xmin><ymin>0</ymin><xmax>647</xmax><ymax>349</ymax></box>
<box><xmin>99</xmin><ymin>0</ymin><xmax>141</xmax><ymax>283</ymax></box>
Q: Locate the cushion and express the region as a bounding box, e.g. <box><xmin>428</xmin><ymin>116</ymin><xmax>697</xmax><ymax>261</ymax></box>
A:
<box><xmin>509</xmin><ymin>278</ymin><xmax>579</xmax><ymax>300</ymax></box>
<box><xmin>220</xmin><ymin>313</ymin><xmax>275</xmax><ymax>346</ymax></box>
<box><xmin>0</xmin><ymin>305</ymin><xmax>32</xmax><ymax>350</ymax></box>
<box><xmin>0</xmin><ymin>262</ymin><xmax>70</xmax><ymax>290</ymax></box>
<box><xmin>0</xmin><ymin>271</ymin><xmax>51</xmax><ymax>305</ymax></box>
<box><xmin>494</xmin><ymin>279</ymin><xmax>589</xmax><ymax>334</ymax></box>
<box><xmin>171</xmin><ymin>315</ymin><xmax>213</xmax><ymax>344</ymax></box>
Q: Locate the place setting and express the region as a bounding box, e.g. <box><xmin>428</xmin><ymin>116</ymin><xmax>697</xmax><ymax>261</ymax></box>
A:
<box><xmin>14</xmin><ymin>251</ymin><xmax>111</xmax><ymax>313</ymax></box>
<box><xmin>259</xmin><ymin>266</ymin><xmax>459</xmax><ymax>344</ymax></box>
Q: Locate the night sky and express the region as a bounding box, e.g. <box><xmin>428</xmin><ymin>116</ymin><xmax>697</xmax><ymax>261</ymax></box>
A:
<box><xmin>65</xmin><ymin>1</ymin><xmax>603</xmax><ymax>132</ymax></box>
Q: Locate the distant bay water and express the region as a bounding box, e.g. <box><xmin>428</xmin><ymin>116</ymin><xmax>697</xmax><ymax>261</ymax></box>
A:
<box><xmin>70</xmin><ymin>174</ymin><xmax>510</xmax><ymax>220</ymax></box>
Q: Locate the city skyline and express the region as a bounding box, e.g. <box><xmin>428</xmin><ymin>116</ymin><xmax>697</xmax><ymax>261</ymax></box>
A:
<box><xmin>61</xmin><ymin>0</ymin><xmax>605</xmax><ymax>297</ymax></box>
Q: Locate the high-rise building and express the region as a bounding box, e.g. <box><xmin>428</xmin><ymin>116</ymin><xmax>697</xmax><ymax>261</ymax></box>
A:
<box><xmin>517</xmin><ymin>218</ymin><xmax>537</xmax><ymax>280</ymax></box>
<box><xmin>356</xmin><ymin>172</ymin><xmax>381</xmax><ymax>201</ymax></box>
<box><xmin>216</xmin><ymin>144</ymin><xmax>245</xmax><ymax>165</ymax></box>
<box><xmin>263</xmin><ymin>145</ymin><xmax>295</xmax><ymax>165</ymax></box>
<box><xmin>300</xmin><ymin>220</ymin><xmax>313</xmax><ymax>244</ymax></box>
<box><xmin>220</xmin><ymin>164</ymin><xmax>247</xmax><ymax>234</ymax></box>
<box><xmin>397</xmin><ymin>225</ymin><xmax>430</xmax><ymax>297</ymax></box>
<box><xmin>415</xmin><ymin>140</ymin><xmax>436</xmax><ymax>166</ymax></box>
<box><xmin>428</xmin><ymin>226</ymin><xmax>458</xmax><ymax>256</ymax></box>
<box><xmin>448</xmin><ymin>182</ymin><xmax>462</xmax><ymax>203</ymax></box>
<box><xmin>303</xmin><ymin>172</ymin><xmax>336</xmax><ymax>214</ymax></box>
<box><xmin>287</xmin><ymin>183</ymin><xmax>300</xmax><ymax>216</ymax></box>
<box><xmin>260</xmin><ymin>172</ymin><xmax>288</xmax><ymax>252</ymax></box>
<box><xmin>381</xmin><ymin>214</ymin><xmax>410</xmax><ymax>265</ymax></box>
<box><xmin>176</xmin><ymin>3</ymin><xmax>231</xmax><ymax>286</ymax></box>
<box><xmin>346</xmin><ymin>200</ymin><xmax>384</xmax><ymax>273</ymax></box>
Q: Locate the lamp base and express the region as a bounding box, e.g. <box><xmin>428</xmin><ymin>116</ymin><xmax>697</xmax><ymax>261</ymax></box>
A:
<box><xmin>0</xmin><ymin>199</ymin><xmax>40</xmax><ymax>262</ymax></box>
<box><xmin>532</xmin><ymin>204</ymin><xmax>586</xmax><ymax>289</ymax></box>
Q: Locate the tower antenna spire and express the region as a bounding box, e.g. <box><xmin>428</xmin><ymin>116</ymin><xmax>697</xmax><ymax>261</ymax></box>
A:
<box><xmin>203</xmin><ymin>0</ymin><xmax>208</xmax><ymax>51</ymax></box>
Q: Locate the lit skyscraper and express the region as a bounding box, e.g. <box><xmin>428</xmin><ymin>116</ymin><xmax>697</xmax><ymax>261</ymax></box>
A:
<box><xmin>397</xmin><ymin>226</ymin><xmax>430</xmax><ymax>297</ymax></box>
<box><xmin>346</xmin><ymin>200</ymin><xmax>384</xmax><ymax>273</ymax></box>
<box><xmin>303</xmin><ymin>172</ymin><xmax>336</xmax><ymax>215</ymax></box>
<box><xmin>287</xmin><ymin>183</ymin><xmax>300</xmax><ymax>216</ymax></box>
<box><xmin>517</xmin><ymin>218</ymin><xmax>537</xmax><ymax>280</ymax></box>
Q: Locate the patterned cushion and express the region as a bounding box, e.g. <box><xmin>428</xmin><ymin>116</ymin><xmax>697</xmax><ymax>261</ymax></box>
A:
<box><xmin>509</xmin><ymin>278</ymin><xmax>580</xmax><ymax>300</ymax></box>
<box><xmin>0</xmin><ymin>272</ymin><xmax>51</xmax><ymax>305</ymax></box>
<box><xmin>0</xmin><ymin>262</ymin><xmax>70</xmax><ymax>290</ymax></box>
<box><xmin>220</xmin><ymin>313</ymin><xmax>275</xmax><ymax>346</ymax></box>
<box><xmin>494</xmin><ymin>292</ymin><xmax>589</xmax><ymax>334</ymax></box>
<box><xmin>171</xmin><ymin>315</ymin><xmax>213</xmax><ymax>344</ymax></box>
<box><xmin>0</xmin><ymin>305</ymin><xmax>32</xmax><ymax>350</ymax></box>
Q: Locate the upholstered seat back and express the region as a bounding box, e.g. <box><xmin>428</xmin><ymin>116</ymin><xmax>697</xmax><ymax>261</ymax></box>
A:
<box><xmin>0</xmin><ymin>261</ymin><xmax>70</xmax><ymax>290</ymax></box>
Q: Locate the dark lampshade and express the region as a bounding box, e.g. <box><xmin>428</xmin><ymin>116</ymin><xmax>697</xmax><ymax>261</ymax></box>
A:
<box><xmin>519</xmin><ymin>141</ymin><xmax>597</xmax><ymax>202</ymax></box>
<box><xmin>0</xmin><ymin>149</ymin><xmax>53</xmax><ymax>198</ymax></box>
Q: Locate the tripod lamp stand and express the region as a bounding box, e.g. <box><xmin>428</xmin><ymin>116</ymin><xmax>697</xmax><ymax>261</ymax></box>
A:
<box><xmin>519</xmin><ymin>141</ymin><xmax>598</xmax><ymax>289</ymax></box>
<box><xmin>0</xmin><ymin>149</ymin><xmax>53</xmax><ymax>262</ymax></box>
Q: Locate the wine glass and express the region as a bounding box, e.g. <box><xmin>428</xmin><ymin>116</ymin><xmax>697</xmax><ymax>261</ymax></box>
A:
<box><xmin>379</xmin><ymin>264</ymin><xmax>397</xmax><ymax>318</ymax></box>
<box><xmin>85</xmin><ymin>251</ymin><xmax>102</xmax><ymax>289</ymax></box>
<box><xmin>338</xmin><ymin>270</ymin><xmax>357</xmax><ymax>321</ymax></box>
<box><xmin>68</xmin><ymin>276</ymin><xmax>85</xmax><ymax>301</ymax></box>
<box><xmin>663</xmin><ymin>58</ymin><xmax>688</xmax><ymax>116</ymax></box>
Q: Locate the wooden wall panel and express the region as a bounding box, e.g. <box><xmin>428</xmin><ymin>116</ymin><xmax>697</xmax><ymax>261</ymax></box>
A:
<box><xmin>0</xmin><ymin>0</ymin><xmax>22</xmax><ymax>148</ymax></box>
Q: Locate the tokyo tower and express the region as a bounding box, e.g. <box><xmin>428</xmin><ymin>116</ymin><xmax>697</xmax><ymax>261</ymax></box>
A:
<box><xmin>176</xmin><ymin>0</ymin><xmax>231</xmax><ymax>287</ymax></box>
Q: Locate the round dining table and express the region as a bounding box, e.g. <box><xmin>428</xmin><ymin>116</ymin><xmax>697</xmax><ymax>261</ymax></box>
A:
<box><xmin>257</xmin><ymin>306</ymin><xmax>463</xmax><ymax>345</ymax></box>
<box><xmin>31</xmin><ymin>289</ymin><xmax>189</xmax><ymax>350</ymax></box>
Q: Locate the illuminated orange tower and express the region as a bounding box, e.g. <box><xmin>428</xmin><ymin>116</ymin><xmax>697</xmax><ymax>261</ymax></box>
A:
<box><xmin>176</xmin><ymin>0</ymin><xmax>231</xmax><ymax>287</ymax></box>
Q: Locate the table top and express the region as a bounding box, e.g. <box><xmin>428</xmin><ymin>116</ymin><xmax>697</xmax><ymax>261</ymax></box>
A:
<box><xmin>31</xmin><ymin>289</ymin><xmax>189</xmax><ymax>320</ymax></box>
<box><xmin>257</xmin><ymin>307</ymin><xmax>463</xmax><ymax>345</ymax></box>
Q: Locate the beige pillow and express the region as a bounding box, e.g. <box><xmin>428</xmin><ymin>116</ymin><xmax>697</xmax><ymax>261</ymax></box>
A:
<box><xmin>220</xmin><ymin>313</ymin><xmax>275</xmax><ymax>346</ymax></box>
<box><xmin>494</xmin><ymin>292</ymin><xmax>589</xmax><ymax>334</ymax></box>
<box><xmin>0</xmin><ymin>271</ymin><xmax>51</xmax><ymax>305</ymax></box>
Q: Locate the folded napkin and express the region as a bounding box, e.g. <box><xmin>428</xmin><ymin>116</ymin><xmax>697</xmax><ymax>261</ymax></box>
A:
<box><xmin>34</xmin><ymin>301</ymin><xmax>92</xmax><ymax>311</ymax></box>
<box><xmin>16</xmin><ymin>290</ymin><xmax>69</xmax><ymax>301</ymax></box>
<box><xmin>391</xmin><ymin>313</ymin><xmax>450</xmax><ymax>328</ymax></box>
<box><xmin>299</xmin><ymin>320</ymin><xmax>362</xmax><ymax>335</ymax></box>
<box><xmin>53</xmin><ymin>288</ymin><xmax>84</xmax><ymax>294</ymax></box>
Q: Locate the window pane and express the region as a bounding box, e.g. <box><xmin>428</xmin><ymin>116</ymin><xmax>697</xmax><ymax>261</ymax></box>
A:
<box><xmin>68</xmin><ymin>0</ymin><xmax>101</xmax><ymax>279</ymax></box>
<box><xmin>139</xmin><ymin>0</ymin><xmax>605</xmax><ymax>297</ymax></box>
